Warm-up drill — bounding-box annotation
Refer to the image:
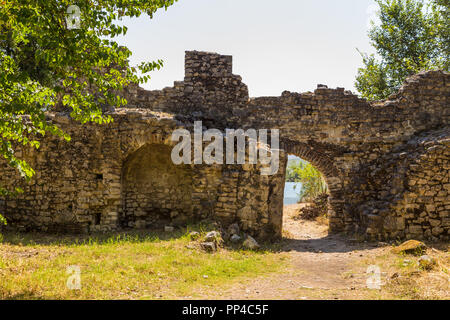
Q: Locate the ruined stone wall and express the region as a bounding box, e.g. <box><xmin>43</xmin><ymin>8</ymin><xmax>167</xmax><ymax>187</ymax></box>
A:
<box><xmin>240</xmin><ymin>72</ymin><xmax>449</xmax><ymax>240</ymax></box>
<box><xmin>0</xmin><ymin>51</ymin><xmax>448</xmax><ymax>241</ymax></box>
<box><xmin>0</xmin><ymin>112</ymin><xmax>183</xmax><ymax>233</ymax></box>
<box><xmin>124</xmin><ymin>51</ymin><xmax>449</xmax><ymax>240</ymax></box>
<box><xmin>121</xmin><ymin>143</ymin><xmax>195</xmax><ymax>228</ymax></box>
<box><xmin>361</xmin><ymin>128</ymin><xmax>450</xmax><ymax>241</ymax></box>
<box><xmin>0</xmin><ymin>109</ymin><xmax>283</xmax><ymax>238</ymax></box>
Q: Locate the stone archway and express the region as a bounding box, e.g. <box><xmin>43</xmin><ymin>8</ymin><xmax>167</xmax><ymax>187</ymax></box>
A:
<box><xmin>120</xmin><ymin>143</ymin><xmax>194</xmax><ymax>229</ymax></box>
<box><xmin>280</xmin><ymin>139</ymin><xmax>345</xmax><ymax>233</ymax></box>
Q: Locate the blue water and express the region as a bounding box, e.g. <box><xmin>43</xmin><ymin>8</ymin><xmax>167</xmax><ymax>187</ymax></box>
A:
<box><xmin>284</xmin><ymin>182</ymin><xmax>302</xmax><ymax>205</ymax></box>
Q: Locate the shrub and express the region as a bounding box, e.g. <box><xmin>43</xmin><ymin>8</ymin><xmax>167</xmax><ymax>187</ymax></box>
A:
<box><xmin>296</xmin><ymin>193</ymin><xmax>329</xmax><ymax>221</ymax></box>
<box><xmin>290</xmin><ymin>162</ymin><xmax>328</xmax><ymax>202</ymax></box>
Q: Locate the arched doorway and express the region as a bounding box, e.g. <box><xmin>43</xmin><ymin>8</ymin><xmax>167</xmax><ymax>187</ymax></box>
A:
<box><xmin>120</xmin><ymin>143</ymin><xmax>194</xmax><ymax>229</ymax></box>
<box><xmin>280</xmin><ymin>140</ymin><xmax>344</xmax><ymax>234</ymax></box>
<box><xmin>283</xmin><ymin>154</ymin><xmax>330</xmax><ymax>239</ymax></box>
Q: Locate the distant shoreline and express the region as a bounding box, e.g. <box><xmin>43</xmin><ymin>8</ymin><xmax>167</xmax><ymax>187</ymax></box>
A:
<box><xmin>284</xmin><ymin>181</ymin><xmax>302</xmax><ymax>205</ymax></box>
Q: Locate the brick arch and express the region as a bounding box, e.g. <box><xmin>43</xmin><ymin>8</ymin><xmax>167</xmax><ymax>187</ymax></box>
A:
<box><xmin>280</xmin><ymin>139</ymin><xmax>345</xmax><ymax>232</ymax></box>
<box><xmin>280</xmin><ymin>139</ymin><xmax>340</xmax><ymax>177</ymax></box>
<box><xmin>119</xmin><ymin>129</ymin><xmax>177</xmax><ymax>163</ymax></box>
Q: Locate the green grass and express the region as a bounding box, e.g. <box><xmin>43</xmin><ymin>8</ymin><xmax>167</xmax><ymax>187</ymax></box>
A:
<box><xmin>0</xmin><ymin>227</ymin><xmax>288</xmax><ymax>300</ymax></box>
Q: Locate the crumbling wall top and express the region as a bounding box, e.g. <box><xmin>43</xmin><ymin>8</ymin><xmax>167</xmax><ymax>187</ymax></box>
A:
<box><xmin>185</xmin><ymin>50</ymin><xmax>233</xmax><ymax>79</ymax></box>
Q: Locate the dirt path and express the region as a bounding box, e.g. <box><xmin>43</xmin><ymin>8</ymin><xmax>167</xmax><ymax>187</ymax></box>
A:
<box><xmin>207</xmin><ymin>204</ymin><xmax>389</xmax><ymax>300</ymax></box>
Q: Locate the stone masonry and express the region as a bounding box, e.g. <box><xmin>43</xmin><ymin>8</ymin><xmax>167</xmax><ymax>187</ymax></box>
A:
<box><xmin>0</xmin><ymin>51</ymin><xmax>448</xmax><ymax>241</ymax></box>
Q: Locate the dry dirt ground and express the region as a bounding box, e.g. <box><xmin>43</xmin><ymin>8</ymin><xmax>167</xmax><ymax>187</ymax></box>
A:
<box><xmin>202</xmin><ymin>204</ymin><xmax>450</xmax><ymax>300</ymax></box>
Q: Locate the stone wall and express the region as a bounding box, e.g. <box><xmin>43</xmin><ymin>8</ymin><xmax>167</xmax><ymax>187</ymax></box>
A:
<box><xmin>361</xmin><ymin>128</ymin><xmax>450</xmax><ymax>241</ymax></box>
<box><xmin>0</xmin><ymin>51</ymin><xmax>448</xmax><ymax>241</ymax></box>
<box><xmin>121</xmin><ymin>143</ymin><xmax>195</xmax><ymax>228</ymax></box>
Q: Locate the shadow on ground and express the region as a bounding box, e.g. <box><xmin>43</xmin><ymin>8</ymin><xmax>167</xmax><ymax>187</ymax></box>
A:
<box><xmin>259</xmin><ymin>233</ymin><xmax>377</xmax><ymax>254</ymax></box>
<box><xmin>265</xmin><ymin>233</ymin><xmax>449</xmax><ymax>255</ymax></box>
<box><xmin>1</xmin><ymin>226</ymin><xmax>447</xmax><ymax>255</ymax></box>
<box><xmin>0</xmin><ymin>227</ymin><xmax>193</xmax><ymax>246</ymax></box>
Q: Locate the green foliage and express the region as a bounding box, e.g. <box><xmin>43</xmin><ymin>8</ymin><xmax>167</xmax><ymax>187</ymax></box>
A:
<box><xmin>355</xmin><ymin>0</ymin><xmax>449</xmax><ymax>100</ymax></box>
<box><xmin>287</xmin><ymin>161</ymin><xmax>328</xmax><ymax>202</ymax></box>
<box><xmin>285</xmin><ymin>159</ymin><xmax>304</xmax><ymax>182</ymax></box>
<box><xmin>0</xmin><ymin>0</ymin><xmax>178</xmax><ymax>223</ymax></box>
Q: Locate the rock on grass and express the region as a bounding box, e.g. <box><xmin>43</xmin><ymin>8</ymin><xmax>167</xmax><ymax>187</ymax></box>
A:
<box><xmin>243</xmin><ymin>235</ymin><xmax>260</xmax><ymax>250</ymax></box>
<box><xmin>204</xmin><ymin>231</ymin><xmax>222</xmax><ymax>244</ymax></box>
<box><xmin>418</xmin><ymin>255</ymin><xmax>437</xmax><ymax>271</ymax></box>
<box><xmin>391</xmin><ymin>240</ymin><xmax>427</xmax><ymax>256</ymax></box>
<box><xmin>200</xmin><ymin>242</ymin><xmax>217</xmax><ymax>253</ymax></box>
<box><xmin>230</xmin><ymin>234</ymin><xmax>242</xmax><ymax>244</ymax></box>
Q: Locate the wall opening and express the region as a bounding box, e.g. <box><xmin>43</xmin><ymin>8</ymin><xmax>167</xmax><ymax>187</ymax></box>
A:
<box><xmin>282</xmin><ymin>154</ymin><xmax>330</xmax><ymax>238</ymax></box>
<box><xmin>121</xmin><ymin>143</ymin><xmax>194</xmax><ymax>229</ymax></box>
<box><xmin>94</xmin><ymin>212</ymin><xmax>101</xmax><ymax>225</ymax></box>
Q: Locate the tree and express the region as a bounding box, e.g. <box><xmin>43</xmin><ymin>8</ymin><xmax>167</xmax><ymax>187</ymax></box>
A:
<box><xmin>285</xmin><ymin>158</ymin><xmax>303</xmax><ymax>182</ymax></box>
<box><xmin>0</xmin><ymin>0</ymin><xmax>178</xmax><ymax>223</ymax></box>
<box><xmin>287</xmin><ymin>161</ymin><xmax>328</xmax><ymax>202</ymax></box>
<box><xmin>355</xmin><ymin>0</ymin><xmax>449</xmax><ymax>100</ymax></box>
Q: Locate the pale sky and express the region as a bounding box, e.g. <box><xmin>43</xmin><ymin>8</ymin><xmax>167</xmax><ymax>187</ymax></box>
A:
<box><xmin>115</xmin><ymin>0</ymin><xmax>378</xmax><ymax>97</ymax></box>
